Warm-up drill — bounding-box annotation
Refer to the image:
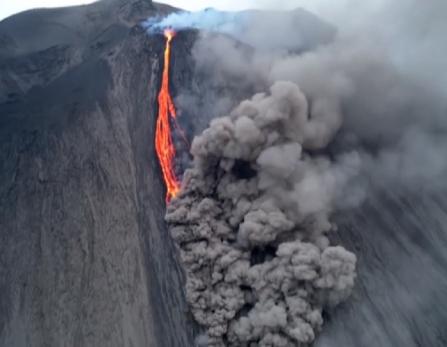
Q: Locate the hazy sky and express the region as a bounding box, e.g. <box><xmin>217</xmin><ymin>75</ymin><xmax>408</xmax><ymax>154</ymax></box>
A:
<box><xmin>0</xmin><ymin>0</ymin><xmax>319</xmax><ymax>21</ymax></box>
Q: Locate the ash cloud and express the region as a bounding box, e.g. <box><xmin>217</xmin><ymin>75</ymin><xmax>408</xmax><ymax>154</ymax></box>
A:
<box><xmin>175</xmin><ymin>0</ymin><xmax>447</xmax><ymax>190</ymax></box>
<box><xmin>266</xmin><ymin>0</ymin><xmax>447</xmax><ymax>190</ymax></box>
<box><xmin>167</xmin><ymin>81</ymin><xmax>357</xmax><ymax>345</ymax></box>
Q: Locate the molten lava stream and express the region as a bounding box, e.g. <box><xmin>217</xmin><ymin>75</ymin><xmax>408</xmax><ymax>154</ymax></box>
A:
<box><xmin>155</xmin><ymin>29</ymin><xmax>181</xmax><ymax>202</ymax></box>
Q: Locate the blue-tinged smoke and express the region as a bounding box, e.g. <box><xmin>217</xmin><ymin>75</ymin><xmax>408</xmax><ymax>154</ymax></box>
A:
<box><xmin>143</xmin><ymin>8</ymin><xmax>249</xmax><ymax>36</ymax></box>
<box><xmin>143</xmin><ymin>7</ymin><xmax>336</xmax><ymax>52</ymax></box>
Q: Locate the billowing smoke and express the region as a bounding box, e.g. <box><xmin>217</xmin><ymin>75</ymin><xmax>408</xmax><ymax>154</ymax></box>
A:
<box><xmin>146</xmin><ymin>8</ymin><xmax>242</xmax><ymax>33</ymax></box>
<box><xmin>150</xmin><ymin>0</ymin><xmax>447</xmax><ymax>345</ymax></box>
<box><xmin>169</xmin><ymin>1</ymin><xmax>447</xmax><ymax>192</ymax></box>
<box><xmin>167</xmin><ymin>81</ymin><xmax>358</xmax><ymax>345</ymax></box>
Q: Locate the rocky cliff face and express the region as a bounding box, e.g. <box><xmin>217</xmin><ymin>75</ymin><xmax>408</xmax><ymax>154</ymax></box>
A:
<box><xmin>0</xmin><ymin>1</ymin><xmax>197</xmax><ymax>346</ymax></box>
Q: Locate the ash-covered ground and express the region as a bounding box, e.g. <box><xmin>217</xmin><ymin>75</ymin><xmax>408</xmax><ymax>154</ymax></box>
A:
<box><xmin>0</xmin><ymin>1</ymin><xmax>196</xmax><ymax>346</ymax></box>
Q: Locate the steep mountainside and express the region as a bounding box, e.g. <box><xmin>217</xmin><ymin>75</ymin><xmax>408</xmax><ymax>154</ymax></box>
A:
<box><xmin>0</xmin><ymin>1</ymin><xmax>197</xmax><ymax>346</ymax></box>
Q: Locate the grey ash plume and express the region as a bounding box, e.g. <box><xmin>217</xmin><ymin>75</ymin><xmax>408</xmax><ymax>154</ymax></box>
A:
<box><xmin>166</xmin><ymin>81</ymin><xmax>358</xmax><ymax>346</ymax></box>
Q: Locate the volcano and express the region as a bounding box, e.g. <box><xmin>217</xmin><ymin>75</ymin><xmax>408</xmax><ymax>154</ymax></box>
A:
<box><xmin>1</xmin><ymin>1</ymin><xmax>447</xmax><ymax>347</ymax></box>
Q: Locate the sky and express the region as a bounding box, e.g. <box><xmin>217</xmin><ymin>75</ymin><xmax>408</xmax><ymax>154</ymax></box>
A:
<box><xmin>0</xmin><ymin>0</ymin><xmax>320</xmax><ymax>21</ymax></box>
<box><xmin>0</xmin><ymin>1</ymin><xmax>92</xmax><ymax>20</ymax></box>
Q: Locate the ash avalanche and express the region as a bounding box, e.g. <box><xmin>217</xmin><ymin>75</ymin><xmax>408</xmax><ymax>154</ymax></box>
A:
<box><xmin>166</xmin><ymin>81</ymin><xmax>358</xmax><ymax>346</ymax></box>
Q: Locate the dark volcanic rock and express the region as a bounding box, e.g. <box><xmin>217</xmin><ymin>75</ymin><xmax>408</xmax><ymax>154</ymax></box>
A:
<box><xmin>0</xmin><ymin>1</ymin><xmax>197</xmax><ymax>346</ymax></box>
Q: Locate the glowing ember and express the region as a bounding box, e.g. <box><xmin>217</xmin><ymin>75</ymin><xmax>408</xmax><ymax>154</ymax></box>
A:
<box><xmin>155</xmin><ymin>29</ymin><xmax>180</xmax><ymax>202</ymax></box>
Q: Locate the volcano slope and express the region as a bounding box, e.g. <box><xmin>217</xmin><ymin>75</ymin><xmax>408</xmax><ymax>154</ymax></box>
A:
<box><xmin>1</xmin><ymin>1</ymin><xmax>447</xmax><ymax>347</ymax></box>
<box><xmin>0</xmin><ymin>1</ymin><xmax>198</xmax><ymax>346</ymax></box>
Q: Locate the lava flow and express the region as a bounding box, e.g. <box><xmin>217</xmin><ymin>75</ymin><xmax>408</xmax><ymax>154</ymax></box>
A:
<box><xmin>155</xmin><ymin>29</ymin><xmax>180</xmax><ymax>202</ymax></box>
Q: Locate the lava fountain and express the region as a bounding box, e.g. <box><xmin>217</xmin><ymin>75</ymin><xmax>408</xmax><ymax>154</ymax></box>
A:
<box><xmin>155</xmin><ymin>29</ymin><xmax>180</xmax><ymax>202</ymax></box>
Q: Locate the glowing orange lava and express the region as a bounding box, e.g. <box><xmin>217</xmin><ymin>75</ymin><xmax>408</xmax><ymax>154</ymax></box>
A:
<box><xmin>155</xmin><ymin>29</ymin><xmax>180</xmax><ymax>202</ymax></box>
